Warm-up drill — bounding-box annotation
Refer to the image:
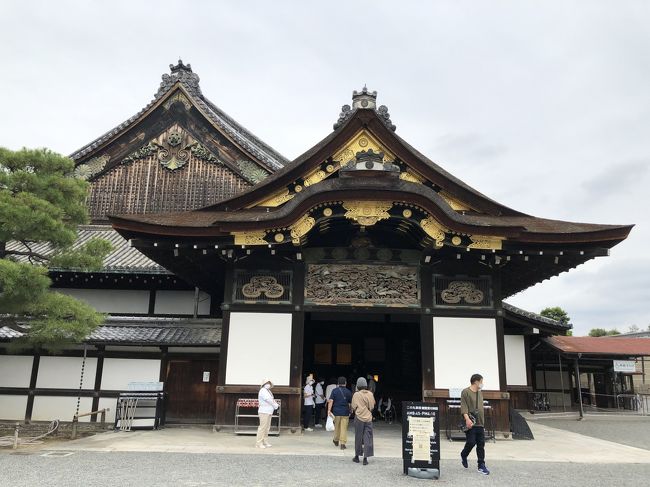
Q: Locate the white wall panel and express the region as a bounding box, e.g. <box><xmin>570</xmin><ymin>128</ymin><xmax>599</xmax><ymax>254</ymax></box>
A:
<box><xmin>0</xmin><ymin>355</ymin><xmax>33</xmax><ymax>387</ymax></box>
<box><xmin>100</xmin><ymin>358</ymin><xmax>161</xmax><ymax>391</ymax></box>
<box><xmin>98</xmin><ymin>397</ymin><xmax>118</xmax><ymax>423</ymax></box>
<box><xmin>225</xmin><ymin>312</ymin><xmax>292</xmax><ymax>386</ymax></box>
<box><xmin>56</xmin><ymin>288</ymin><xmax>149</xmax><ymax>314</ymax></box>
<box><xmin>154</xmin><ymin>290</ymin><xmax>211</xmax><ymax>315</ymax></box>
<box><xmin>504</xmin><ymin>335</ymin><xmax>528</xmax><ymax>386</ymax></box>
<box><xmin>0</xmin><ymin>395</ymin><xmax>28</xmax><ymax>420</ymax></box>
<box><xmin>32</xmin><ymin>396</ymin><xmax>93</xmax><ymax>422</ymax></box>
<box><xmin>433</xmin><ymin>317</ymin><xmax>500</xmax><ymax>390</ymax></box>
<box><xmin>36</xmin><ymin>356</ymin><xmax>97</xmax><ymax>390</ymax></box>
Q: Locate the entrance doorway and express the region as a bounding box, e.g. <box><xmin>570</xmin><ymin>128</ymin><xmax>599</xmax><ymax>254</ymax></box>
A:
<box><xmin>165</xmin><ymin>358</ymin><xmax>219</xmax><ymax>423</ymax></box>
<box><xmin>303</xmin><ymin>312</ymin><xmax>422</xmax><ymax>416</ymax></box>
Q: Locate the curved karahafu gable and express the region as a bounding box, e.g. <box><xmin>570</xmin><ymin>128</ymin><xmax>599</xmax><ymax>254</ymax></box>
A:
<box><xmin>108</xmin><ymin>87</ymin><xmax>633</xmax><ymax>296</ymax></box>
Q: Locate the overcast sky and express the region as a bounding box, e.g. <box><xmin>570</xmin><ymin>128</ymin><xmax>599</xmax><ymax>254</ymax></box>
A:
<box><xmin>1</xmin><ymin>1</ymin><xmax>648</xmax><ymax>335</ymax></box>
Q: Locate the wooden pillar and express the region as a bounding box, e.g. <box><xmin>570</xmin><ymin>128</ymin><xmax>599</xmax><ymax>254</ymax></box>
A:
<box><xmin>214</xmin><ymin>262</ymin><xmax>234</xmax><ymax>427</ymax></box>
<box><xmin>420</xmin><ymin>315</ymin><xmax>434</xmax><ymax>394</ymax></box>
<box><xmin>420</xmin><ymin>264</ymin><xmax>434</xmax><ymax>396</ymax></box>
<box><xmin>25</xmin><ymin>352</ymin><xmax>40</xmax><ymax>423</ymax></box>
<box><xmin>286</xmin><ymin>259</ymin><xmax>306</xmax><ymax>429</ymax></box>
<box><xmin>493</xmin><ymin>271</ymin><xmax>507</xmax><ymax>392</ymax></box>
<box><xmin>91</xmin><ymin>346</ymin><xmax>105</xmax><ymax>422</ymax></box>
<box><xmin>574</xmin><ymin>358</ymin><xmax>584</xmax><ymax>419</ymax></box>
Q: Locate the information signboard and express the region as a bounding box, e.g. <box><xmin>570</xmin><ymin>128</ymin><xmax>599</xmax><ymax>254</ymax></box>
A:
<box><xmin>402</xmin><ymin>401</ymin><xmax>440</xmax><ymax>479</ymax></box>
<box><xmin>613</xmin><ymin>360</ymin><xmax>636</xmax><ymax>373</ymax></box>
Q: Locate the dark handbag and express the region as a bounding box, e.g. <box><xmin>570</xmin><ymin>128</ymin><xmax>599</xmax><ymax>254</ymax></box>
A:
<box><xmin>459</xmin><ymin>411</ymin><xmax>477</xmax><ymax>432</ymax></box>
<box><xmin>459</xmin><ymin>389</ymin><xmax>480</xmax><ymax>432</ymax></box>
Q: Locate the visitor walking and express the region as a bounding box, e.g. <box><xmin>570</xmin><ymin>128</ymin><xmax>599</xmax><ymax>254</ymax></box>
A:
<box><xmin>314</xmin><ymin>379</ymin><xmax>326</xmax><ymax>427</ymax></box>
<box><xmin>351</xmin><ymin>377</ymin><xmax>375</xmax><ymax>465</ymax></box>
<box><xmin>303</xmin><ymin>375</ymin><xmax>316</xmax><ymax>432</ymax></box>
<box><xmin>460</xmin><ymin>373</ymin><xmax>490</xmax><ymax>475</ymax></box>
<box><xmin>327</xmin><ymin>376</ymin><xmax>353</xmax><ymax>450</ymax></box>
<box><xmin>325</xmin><ymin>377</ymin><xmax>337</xmax><ymax>402</ymax></box>
<box><xmin>256</xmin><ymin>379</ymin><xmax>278</xmax><ymax>449</ymax></box>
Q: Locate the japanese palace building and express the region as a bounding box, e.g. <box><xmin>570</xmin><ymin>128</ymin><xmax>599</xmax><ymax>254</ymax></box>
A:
<box><xmin>0</xmin><ymin>61</ymin><xmax>634</xmax><ymax>434</ymax></box>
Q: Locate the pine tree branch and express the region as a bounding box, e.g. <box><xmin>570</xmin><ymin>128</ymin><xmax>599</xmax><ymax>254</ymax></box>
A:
<box><xmin>4</xmin><ymin>249</ymin><xmax>51</xmax><ymax>263</ymax></box>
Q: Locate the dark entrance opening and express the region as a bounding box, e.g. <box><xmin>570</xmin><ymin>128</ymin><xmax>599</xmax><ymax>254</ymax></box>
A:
<box><xmin>164</xmin><ymin>358</ymin><xmax>219</xmax><ymax>423</ymax></box>
<box><xmin>303</xmin><ymin>312</ymin><xmax>422</xmax><ymax>418</ymax></box>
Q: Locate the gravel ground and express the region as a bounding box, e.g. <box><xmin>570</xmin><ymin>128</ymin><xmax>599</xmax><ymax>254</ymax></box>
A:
<box><xmin>531</xmin><ymin>417</ymin><xmax>650</xmax><ymax>451</ymax></box>
<box><xmin>1</xmin><ymin>451</ymin><xmax>649</xmax><ymax>487</ymax></box>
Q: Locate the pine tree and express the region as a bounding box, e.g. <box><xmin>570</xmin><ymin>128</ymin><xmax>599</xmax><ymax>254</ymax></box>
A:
<box><xmin>0</xmin><ymin>147</ymin><xmax>111</xmax><ymax>350</ymax></box>
<box><xmin>540</xmin><ymin>306</ymin><xmax>571</xmax><ymax>326</ymax></box>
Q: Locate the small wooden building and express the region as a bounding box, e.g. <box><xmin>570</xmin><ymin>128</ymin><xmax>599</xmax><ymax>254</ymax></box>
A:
<box><xmin>0</xmin><ymin>62</ymin><xmax>633</xmax><ymax>435</ymax></box>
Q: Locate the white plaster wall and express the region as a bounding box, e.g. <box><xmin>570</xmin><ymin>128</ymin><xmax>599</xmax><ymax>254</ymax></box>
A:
<box><xmin>0</xmin><ymin>355</ymin><xmax>33</xmax><ymax>387</ymax></box>
<box><xmin>36</xmin><ymin>357</ymin><xmax>97</xmax><ymax>390</ymax></box>
<box><xmin>154</xmin><ymin>290</ymin><xmax>211</xmax><ymax>315</ymax></box>
<box><xmin>0</xmin><ymin>395</ymin><xmax>28</xmax><ymax>420</ymax></box>
<box><xmin>100</xmin><ymin>358</ymin><xmax>161</xmax><ymax>391</ymax></box>
<box><xmin>504</xmin><ymin>335</ymin><xmax>528</xmax><ymax>386</ymax></box>
<box><xmin>433</xmin><ymin>317</ymin><xmax>500</xmax><ymax>390</ymax></box>
<box><xmin>225</xmin><ymin>312</ymin><xmax>292</xmax><ymax>386</ymax></box>
<box><xmin>32</xmin><ymin>396</ymin><xmax>93</xmax><ymax>422</ymax></box>
<box><xmin>97</xmin><ymin>397</ymin><xmax>118</xmax><ymax>423</ymax></box>
<box><xmin>56</xmin><ymin>288</ymin><xmax>150</xmax><ymax>314</ymax></box>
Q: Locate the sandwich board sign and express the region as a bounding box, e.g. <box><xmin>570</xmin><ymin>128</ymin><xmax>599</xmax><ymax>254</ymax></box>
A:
<box><xmin>402</xmin><ymin>401</ymin><xmax>440</xmax><ymax>479</ymax></box>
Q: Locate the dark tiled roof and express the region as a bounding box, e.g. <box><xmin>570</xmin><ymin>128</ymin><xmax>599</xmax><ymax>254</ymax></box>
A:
<box><xmin>6</xmin><ymin>225</ymin><xmax>166</xmax><ymax>273</ymax></box>
<box><xmin>69</xmin><ymin>60</ymin><xmax>287</xmax><ymax>170</ymax></box>
<box><xmin>0</xmin><ymin>326</ymin><xmax>23</xmax><ymax>339</ymax></box>
<box><xmin>88</xmin><ymin>319</ymin><xmax>221</xmax><ymax>346</ymax></box>
<box><xmin>111</xmin><ymin>177</ymin><xmax>632</xmax><ymax>244</ymax></box>
<box><xmin>502</xmin><ymin>302</ymin><xmax>569</xmax><ymax>329</ymax></box>
<box><xmin>0</xmin><ymin>317</ymin><xmax>221</xmax><ymax>346</ymax></box>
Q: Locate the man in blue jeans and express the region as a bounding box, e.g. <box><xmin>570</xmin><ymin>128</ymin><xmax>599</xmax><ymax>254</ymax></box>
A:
<box><xmin>460</xmin><ymin>373</ymin><xmax>490</xmax><ymax>475</ymax></box>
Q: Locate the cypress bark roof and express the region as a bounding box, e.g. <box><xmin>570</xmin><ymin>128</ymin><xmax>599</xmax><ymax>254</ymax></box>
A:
<box><xmin>69</xmin><ymin>60</ymin><xmax>287</xmax><ymax>171</ymax></box>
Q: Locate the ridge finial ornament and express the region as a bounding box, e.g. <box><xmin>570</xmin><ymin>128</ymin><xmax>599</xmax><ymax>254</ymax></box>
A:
<box><xmin>352</xmin><ymin>85</ymin><xmax>377</xmax><ymax>110</ymax></box>
<box><xmin>158</xmin><ymin>59</ymin><xmax>202</xmax><ymax>97</ymax></box>
<box><xmin>170</xmin><ymin>58</ymin><xmax>192</xmax><ymax>73</ymax></box>
<box><xmin>333</xmin><ymin>87</ymin><xmax>397</xmax><ymax>131</ymax></box>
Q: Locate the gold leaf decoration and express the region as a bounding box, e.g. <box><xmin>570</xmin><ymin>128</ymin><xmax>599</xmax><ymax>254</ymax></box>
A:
<box><xmin>343</xmin><ymin>201</ymin><xmax>393</xmax><ymax>226</ymax></box>
<box><xmin>290</xmin><ymin>215</ymin><xmax>316</xmax><ymax>243</ymax></box>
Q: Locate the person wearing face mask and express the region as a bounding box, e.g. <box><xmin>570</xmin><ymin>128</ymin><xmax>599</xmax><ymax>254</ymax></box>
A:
<box><xmin>303</xmin><ymin>375</ymin><xmax>316</xmax><ymax>432</ymax></box>
<box><xmin>460</xmin><ymin>374</ymin><xmax>490</xmax><ymax>475</ymax></box>
<box><xmin>256</xmin><ymin>379</ymin><xmax>279</xmax><ymax>449</ymax></box>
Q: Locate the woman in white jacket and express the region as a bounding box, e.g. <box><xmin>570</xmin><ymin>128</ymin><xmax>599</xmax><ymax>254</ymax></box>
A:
<box><xmin>256</xmin><ymin>379</ymin><xmax>279</xmax><ymax>448</ymax></box>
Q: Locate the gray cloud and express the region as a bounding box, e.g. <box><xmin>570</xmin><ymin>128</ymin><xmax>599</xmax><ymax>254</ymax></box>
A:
<box><xmin>433</xmin><ymin>133</ymin><xmax>508</xmax><ymax>164</ymax></box>
<box><xmin>581</xmin><ymin>159</ymin><xmax>650</xmax><ymax>196</ymax></box>
<box><xmin>1</xmin><ymin>0</ymin><xmax>649</xmax><ymax>334</ymax></box>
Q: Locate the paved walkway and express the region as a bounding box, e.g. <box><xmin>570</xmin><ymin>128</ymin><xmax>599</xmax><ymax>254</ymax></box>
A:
<box><xmin>529</xmin><ymin>414</ymin><xmax>650</xmax><ymax>451</ymax></box>
<box><xmin>2</xmin><ymin>452</ymin><xmax>650</xmax><ymax>487</ymax></box>
<box><xmin>35</xmin><ymin>420</ymin><xmax>650</xmax><ymax>464</ymax></box>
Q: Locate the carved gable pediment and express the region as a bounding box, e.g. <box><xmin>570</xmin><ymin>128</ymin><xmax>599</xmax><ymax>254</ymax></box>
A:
<box><xmin>251</xmin><ymin>128</ymin><xmax>474</xmax><ymax>214</ymax></box>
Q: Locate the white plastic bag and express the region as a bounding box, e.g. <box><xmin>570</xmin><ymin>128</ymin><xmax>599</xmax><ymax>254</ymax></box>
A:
<box><xmin>326</xmin><ymin>415</ymin><xmax>335</xmax><ymax>432</ymax></box>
